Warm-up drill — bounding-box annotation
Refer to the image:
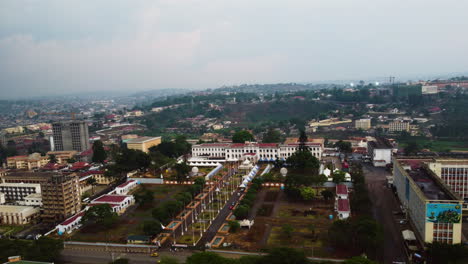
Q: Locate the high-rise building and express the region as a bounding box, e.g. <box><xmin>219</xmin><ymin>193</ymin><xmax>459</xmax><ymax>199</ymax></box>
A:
<box><xmin>52</xmin><ymin>121</ymin><xmax>90</xmax><ymax>152</ymax></box>
<box><xmin>41</xmin><ymin>174</ymin><xmax>81</xmax><ymax>223</ymax></box>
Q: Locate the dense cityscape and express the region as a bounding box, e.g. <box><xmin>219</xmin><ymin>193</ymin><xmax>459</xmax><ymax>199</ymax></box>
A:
<box><xmin>2</xmin><ymin>1</ymin><xmax>468</xmax><ymax>264</ymax></box>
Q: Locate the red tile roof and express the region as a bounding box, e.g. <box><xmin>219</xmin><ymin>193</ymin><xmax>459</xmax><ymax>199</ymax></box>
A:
<box><xmin>93</xmin><ymin>194</ymin><xmax>130</xmax><ymax>204</ymax></box>
<box><xmin>338</xmin><ymin>199</ymin><xmax>350</xmax><ymax>212</ymax></box>
<box><xmin>117</xmin><ymin>180</ymin><xmax>136</xmax><ymax>188</ymax></box>
<box><xmin>258</xmin><ymin>143</ymin><xmax>278</xmax><ymax>148</ymax></box>
<box><xmin>336</xmin><ymin>184</ymin><xmax>348</xmax><ymax>195</ymax></box>
<box><xmin>60</xmin><ymin>211</ymin><xmax>85</xmax><ymax>226</ymax></box>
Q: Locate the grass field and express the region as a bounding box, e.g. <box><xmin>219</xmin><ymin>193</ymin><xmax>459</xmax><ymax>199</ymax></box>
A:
<box><xmin>398</xmin><ymin>137</ymin><xmax>468</xmax><ymax>152</ymax></box>
<box><xmin>71</xmin><ymin>184</ymin><xmax>186</xmax><ymax>243</ymax></box>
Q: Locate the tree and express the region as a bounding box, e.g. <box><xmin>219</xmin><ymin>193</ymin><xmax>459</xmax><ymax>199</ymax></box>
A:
<box><xmin>186</xmin><ymin>252</ymin><xmax>228</xmax><ymax>264</ymax></box>
<box><xmin>174</xmin><ymin>162</ymin><xmax>190</xmax><ymax>182</ymax></box>
<box><xmin>92</xmin><ymin>140</ymin><xmax>107</xmax><ymax>163</ymax></box>
<box><xmin>233</xmin><ymin>205</ymin><xmax>250</xmax><ymax>219</ymax></box>
<box><xmin>404</xmin><ymin>142</ymin><xmax>421</xmax><ymax>155</ymax></box>
<box><xmin>143</xmin><ymin>220</ymin><xmax>163</xmax><ymax>236</ymax></box>
<box><xmin>426</xmin><ymin>242</ymin><xmax>468</xmax><ymax>264</ymax></box>
<box><xmin>81</xmin><ymin>204</ymin><xmax>118</xmax><ymax>229</ymax></box>
<box><xmin>335</xmin><ymin>140</ymin><xmax>352</xmax><ymax>153</ymax></box>
<box><xmin>24</xmin><ymin>237</ymin><xmax>64</xmax><ymax>263</ymax></box>
<box><xmin>135</xmin><ymin>189</ymin><xmax>154</xmax><ymax>205</ymax></box>
<box><xmin>321</xmin><ymin>189</ymin><xmax>334</xmax><ymax>200</ymax></box>
<box><xmin>49</xmin><ymin>154</ymin><xmax>58</xmax><ymax>164</ymax></box>
<box><xmin>109</xmin><ymin>259</ymin><xmax>129</xmax><ymax>264</ymax></box>
<box><xmin>263</xmin><ymin>128</ymin><xmax>281</xmax><ymax>143</ymax></box>
<box><xmin>281</xmin><ymin>224</ymin><xmax>294</xmax><ymax>239</ymax></box>
<box><xmin>159</xmin><ymin>256</ymin><xmax>180</xmax><ymax>264</ymax></box>
<box><xmin>232</xmin><ymin>130</ymin><xmax>254</xmax><ymax>143</ymax></box>
<box><xmin>228</xmin><ymin>220</ymin><xmax>240</xmax><ymax>233</ymax></box>
<box><xmin>286</xmin><ymin>151</ymin><xmax>320</xmax><ymax>172</ymax></box>
<box><xmin>344</xmin><ymin>256</ymin><xmax>378</xmax><ymax>264</ymax></box>
<box><xmin>332</xmin><ymin>170</ymin><xmax>346</xmax><ymax>184</ymax></box>
<box><xmin>261</xmin><ymin>247</ymin><xmax>309</xmax><ymax>264</ymax></box>
<box><xmin>299</xmin><ymin>186</ymin><xmax>315</xmax><ymax>200</ymax></box>
<box><xmin>86</xmin><ymin>177</ymin><xmax>97</xmax><ymax>194</ymax></box>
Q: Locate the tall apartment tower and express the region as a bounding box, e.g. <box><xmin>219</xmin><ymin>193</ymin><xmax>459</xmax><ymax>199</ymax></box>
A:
<box><xmin>41</xmin><ymin>174</ymin><xmax>81</xmax><ymax>223</ymax></box>
<box><xmin>52</xmin><ymin>120</ymin><xmax>90</xmax><ymax>151</ymax></box>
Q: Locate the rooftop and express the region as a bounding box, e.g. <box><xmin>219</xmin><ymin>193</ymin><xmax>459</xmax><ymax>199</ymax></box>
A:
<box><xmin>336</xmin><ymin>184</ymin><xmax>348</xmax><ymax>195</ymax></box>
<box><xmin>0</xmin><ymin>205</ymin><xmax>39</xmax><ymax>213</ymax></box>
<box><xmin>407</xmin><ymin>166</ymin><xmax>456</xmax><ymax>201</ymax></box>
<box><xmin>0</xmin><ymin>182</ymin><xmax>41</xmax><ymax>188</ymax></box>
<box><xmin>93</xmin><ymin>194</ymin><xmax>131</xmax><ymax>204</ymax></box>
<box><xmin>116</xmin><ymin>180</ymin><xmax>136</xmax><ymax>188</ymax></box>
<box><xmin>126</xmin><ymin>136</ymin><xmax>161</xmax><ymax>144</ymax></box>
<box><xmin>337</xmin><ymin>199</ymin><xmax>350</xmax><ymax>212</ymax></box>
<box><xmin>59</xmin><ymin>211</ymin><xmax>84</xmax><ymax>226</ymax></box>
<box><xmin>369</xmin><ymin>137</ymin><xmax>393</xmax><ymax>149</ymax></box>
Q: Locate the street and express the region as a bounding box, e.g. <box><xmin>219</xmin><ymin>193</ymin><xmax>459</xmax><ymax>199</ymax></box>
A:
<box><xmin>362</xmin><ymin>164</ymin><xmax>407</xmax><ymax>264</ymax></box>
<box><xmin>60</xmin><ymin>248</ymin><xmax>191</xmax><ymax>264</ymax></box>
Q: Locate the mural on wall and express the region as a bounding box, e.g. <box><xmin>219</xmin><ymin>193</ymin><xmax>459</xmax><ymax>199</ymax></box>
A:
<box><xmin>426</xmin><ymin>203</ymin><xmax>462</xmax><ymax>223</ymax></box>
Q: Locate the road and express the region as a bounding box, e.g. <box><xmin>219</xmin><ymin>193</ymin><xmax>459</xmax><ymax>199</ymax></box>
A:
<box><xmin>362</xmin><ymin>164</ymin><xmax>408</xmax><ymax>264</ymax></box>
<box><xmin>196</xmin><ymin>182</ymin><xmax>242</xmax><ymax>247</ymax></box>
<box><xmin>60</xmin><ymin>248</ymin><xmax>191</xmax><ymax>264</ymax></box>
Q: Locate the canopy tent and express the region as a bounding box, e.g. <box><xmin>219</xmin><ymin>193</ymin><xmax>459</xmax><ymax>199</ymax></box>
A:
<box><xmin>402</xmin><ymin>230</ymin><xmax>416</xmax><ymax>241</ymax></box>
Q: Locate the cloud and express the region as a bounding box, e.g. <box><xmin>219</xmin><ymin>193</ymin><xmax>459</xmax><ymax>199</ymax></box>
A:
<box><xmin>1</xmin><ymin>0</ymin><xmax>468</xmax><ymax>98</ymax></box>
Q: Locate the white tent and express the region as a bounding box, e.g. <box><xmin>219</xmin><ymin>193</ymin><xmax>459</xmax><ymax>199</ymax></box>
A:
<box><xmin>402</xmin><ymin>230</ymin><xmax>416</xmax><ymax>241</ymax></box>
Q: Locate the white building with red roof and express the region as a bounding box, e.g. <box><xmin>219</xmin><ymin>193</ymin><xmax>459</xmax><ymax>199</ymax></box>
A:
<box><xmin>190</xmin><ymin>141</ymin><xmax>322</xmax><ymax>165</ymax></box>
<box><xmin>57</xmin><ymin>211</ymin><xmax>85</xmax><ymax>234</ymax></box>
<box><xmin>337</xmin><ymin>198</ymin><xmax>350</xmax><ymax>219</ymax></box>
<box><xmin>336</xmin><ymin>184</ymin><xmax>349</xmax><ymax>199</ymax></box>
<box><xmin>114</xmin><ymin>180</ymin><xmax>138</xmax><ymax>195</ymax></box>
<box><xmin>87</xmin><ymin>194</ymin><xmax>135</xmax><ymax>215</ymax></box>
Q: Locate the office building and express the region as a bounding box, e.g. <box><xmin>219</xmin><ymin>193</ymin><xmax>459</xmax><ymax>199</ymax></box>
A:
<box><xmin>52</xmin><ymin>120</ymin><xmax>90</xmax><ymax>152</ymax></box>
<box><xmin>367</xmin><ymin>137</ymin><xmax>393</xmax><ymax>167</ymax></box>
<box><xmin>427</xmin><ymin>159</ymin><xmax>468</xmax><ymax>206</ymax></box>
<box><xmin>389</xmin><ymin>121</ymin><xmax>410</xmax><ymax>132</ymax></box>
<box><xmin>0</xmin><ymin>183</ymin><xmax>41</xmax><ymax>202</ymax></box>
<box><xmin>0</xmin><ymin>205</ymin><xmax>40</xmax><ymax>225</ymax></box>
<box><xmin>126</xmin><ymin>136</ymin><xmax>162</xmax><ymax>153</ymax></box>
<box><xmin>1</xmin><ymin>171</ymin><xmax>59</xmax><ymax>185</ymax></box>
<box><xmin>41</xmin><ymin>174</ymin><xmax>81</xmax><ymax>223</ymax></box>
<box><xmin>355</xmin><ymin>119</ymin><xmax>371</xmax><ymax>130</ymax></box>
<box><xmin>393</xmin><ymin>158</ymin><xmax>463</xmax><ymax>244</ymax></box>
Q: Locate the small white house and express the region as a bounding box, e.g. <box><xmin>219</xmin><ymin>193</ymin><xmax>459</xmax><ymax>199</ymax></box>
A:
<box><xmin>337</xmin><ymin>199</ymin><xmax>350</xmax><ymax>220</ymax></box>
<box><xmin>114</xmin><ymin>180</ymin><xmax>138</xmax><ymax>195</ymax></box>
<box><xmin>87</xmin><ymin>194</ymin><xmax>135</xmax><ymax>215</ymax></box>
<box><xmin>57</xmin><ymin>211</ymin><xmax>85</xmax><ymax>235</ymax></box>
<box><xmin>368</xmin><ymin>138</ymin><xmax>393</xmax><ymax>167</ymax></box>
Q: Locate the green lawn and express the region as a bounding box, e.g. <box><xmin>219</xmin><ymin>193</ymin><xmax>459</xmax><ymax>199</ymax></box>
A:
<box><xmin>398</xmin><ymin>137</ymin><xmax>468</xmax><ymax>152</ymax></box>
<box><xmin>0</xmin><ymin>225</ymin><xmax>27</xmax><ymax>236</ymax></box>
<box><xmin>72</xmin><ymin>184</ymin><xmax>186</xmax><ymax>243</ymax></box>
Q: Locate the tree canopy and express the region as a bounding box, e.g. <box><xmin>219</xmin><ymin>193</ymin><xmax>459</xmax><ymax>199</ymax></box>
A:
<box><xmin>92</xmin><ymin>140</ymin><xmax>107</xmax><ymax>163</ymax></box>
<box><xmin>232</xmin><ymin>130</ymin><xmax>254</xmax><ymax>143</ymax></box>
<box><xmin>262</xmin><ymin>128</ymin><xmax>281</xmax><ymax>143</ymax></box>
<box><xmin>81</xmin><ymin>204</ymin><xmax>118</xmax><ymax>229</ymax></box>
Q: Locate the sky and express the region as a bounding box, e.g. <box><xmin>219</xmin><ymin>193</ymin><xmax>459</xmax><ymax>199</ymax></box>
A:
<box><xmin>1</xmin><ymin>0</ymin><xmax>468</xmax><ymax>99</ymax></box>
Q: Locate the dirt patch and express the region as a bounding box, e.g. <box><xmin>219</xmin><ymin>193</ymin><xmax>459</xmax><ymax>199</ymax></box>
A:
<box><xmin>264</xmin><ymin>190</ymin><xmax>279</xmax><ymax>202</ymax></box>
<box><xmin>257</xmin><ymin>204</ymin><xmax>274</xmax><ymax>217</ymax></box>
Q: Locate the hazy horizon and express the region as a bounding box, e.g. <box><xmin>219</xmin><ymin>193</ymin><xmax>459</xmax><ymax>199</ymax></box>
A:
<box><xmin>1</xmin><ymin>0</ymin><xmax>468</xmax><ymax>99</ymax></box>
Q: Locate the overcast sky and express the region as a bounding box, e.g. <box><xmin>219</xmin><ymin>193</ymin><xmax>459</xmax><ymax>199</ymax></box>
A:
<box><xmin>1</xmin><ymin>0</ymin><xmax>467</xmax><ymax>98</ymax></box>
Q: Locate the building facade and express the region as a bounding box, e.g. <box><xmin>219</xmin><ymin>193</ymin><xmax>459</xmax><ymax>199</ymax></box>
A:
<box><xmin>393</xmin><ymin>158</ymin><xmax>463</xmax><ymax>244</ymax></box>
<box><xmin>389</xmin><ymin>121</ymin><xmax>410</xmax><ymax>132</ymax></box>
<box><xmin>427</xmin><ymin>159</ymin><xmax>468</xmax><ymax>205</ymax></box>
<box><xmin>0</xmin><ymin>183</ymin><xmax>41</xmax><ymax>202</ymax></box>
<box><xmin>355</xmin><ymin>119</ymin><xmax>371</xmax><ymax>130</ymax></box>
<box><xmin>368</xmin><ymin>138</ymin><xmax>393</xmax><ymax>167</ymax></box>
<box><xmin>0</xmin><ymin>205</ymin><xmax>40</xmax><ymax>225</ymax></box>
<box><xmin>52</xmin><ymin>121</ymin><xmax>90</xmax><ymax>152</ymax></box>
<box><xmin>126</xmin><ymin>136</ymin><xmax>162</xmax><ymax>153</ymax></box>
<box><xmin>41</xmin><ymin>174</ymin><xmax>81</xmax><ymax>223</ymax></box>
<box><xmin>190</xmin><ymin>141</ymin><xmax>323</xmax><ymax>164</ymax></box>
